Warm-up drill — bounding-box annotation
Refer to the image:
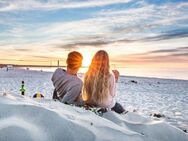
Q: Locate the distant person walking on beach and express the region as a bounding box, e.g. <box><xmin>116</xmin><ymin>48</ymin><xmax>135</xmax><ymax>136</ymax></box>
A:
<box><xmin>51</xmin><ymin>51</ymin><xmax>83</xmax><ymax>105</ymax></box>
<box><xmin>82</xmin><ymin>50</ymin><xmax>125</xmax><ymax>114</ymax></box>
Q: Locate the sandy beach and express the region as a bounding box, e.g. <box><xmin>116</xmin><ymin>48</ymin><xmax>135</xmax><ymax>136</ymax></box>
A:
<box><xmin>0</xmin><ymin>68</ymin><xmax>188</xmax><ymax>141</ymax></box>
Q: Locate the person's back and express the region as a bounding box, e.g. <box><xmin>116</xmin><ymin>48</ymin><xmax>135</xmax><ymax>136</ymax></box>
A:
<box><xmin>94</xmin><ymin>73</ymin><xmax>116</xmax><ymax>108</ymax></box>
<box><xmin>83</xmin><ymin>50</ymin><xmax>125</xmax><ymax>114</ymax></box>
<box><xmin>51</xmin><ymin>51</ymin><xmax>83</xmax><ymax>105</ymax></box>
<box><xmin>52</xmin><ymin>68</ymin><xmax>83</xmax><ymax>104</ymax></box>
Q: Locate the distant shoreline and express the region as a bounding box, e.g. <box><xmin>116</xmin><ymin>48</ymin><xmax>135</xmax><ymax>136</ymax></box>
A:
<box><xmin>120</xmin><ymin>75</ymin><xmax>188</xmax><ymax>81</ymax></box>
<box><xmin>1</xmin><ymin>67</ymin><xmax>188</xmax><ymax>81</ymax></box>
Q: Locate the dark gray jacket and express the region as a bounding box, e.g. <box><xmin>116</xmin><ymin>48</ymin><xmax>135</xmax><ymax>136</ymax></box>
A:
<box><xmin>51</xmin><ymin>68</ymin><xmax>83</xmax><ymax>104</ymax></box>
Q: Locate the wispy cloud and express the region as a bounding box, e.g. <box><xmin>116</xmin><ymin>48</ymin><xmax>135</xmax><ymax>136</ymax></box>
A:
<box><xmin>13</xmin><ymin>48</ymin><xmax>31</xmax><ymax>52</ymax></box>
<box><xmin>141</xmin><ymin>29</ymin><xmax>188</xmax><ymax>41</ymax></box>
<box><xmin>1</xmin><ymin>0</ymin><xmax>188</xmax><ymax>48</ymax></box>
<box><xmin>145</xmin><ymin>47</ymin><xmax>188</xmax><ymax>54</ymax></box>
<box><xmin>0</xmin><ymin>0</ymin><xmax>132</xmax><ymax>12</ymax></box>
<box><xmin>112</xmin><ymin>46</ymin><xmax>188</xmax><ymax>65</ymax></box>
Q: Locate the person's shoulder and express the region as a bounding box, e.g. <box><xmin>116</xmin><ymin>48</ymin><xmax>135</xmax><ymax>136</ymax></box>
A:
<box><xmin>52</xmin><ymin>68</ymin><xmax>66</xmax><ymax>80</ymax></box>
<box><xmin>53</xmin><ymin>68</ymin><xmax>66</xmax><ymax>75</ymax></box>
<box><xmin>54</xmin><ymin>68</ymin><xmax>65</xmax><ymax>73</ymax></box>
<box><xmin>74</xmin><ymin>76</ymin><xmax>83</xmax><ymax>85</ymax></box>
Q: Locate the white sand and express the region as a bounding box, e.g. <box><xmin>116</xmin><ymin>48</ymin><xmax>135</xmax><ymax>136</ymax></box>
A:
<box><xmin>0</xmin><ymin>68</ymin><xmax>188</xmax><ymax>141</ymax></box>
<box><xmin>0</xmin><ymin>93</ymin><xmax>188</xmax><ymax>141</ymax></box>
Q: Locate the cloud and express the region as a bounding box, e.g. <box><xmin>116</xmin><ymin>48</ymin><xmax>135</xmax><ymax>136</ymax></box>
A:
<box><xmin>0</xmin><ymin>0</ymin><xmax>132</xmax><ymax>12</ymax></box>
<box><xmin>142</xmin><ymin>29</ymin><xmax>188</xmax><ymax>42</ymax></box>
<box><xmin>95</xmin><ymin>1</ymin><xmax>188</xmax><ymax>37</ymax></box>
<box><xmin>13</xmin><ymin>48</ymin><xmax>31</xmax><ymax>52</ymax></box>
<box><xmin>111</xmin><ymin>46</ymin><xmax>188</xmax><ymax>65</ymax></box>
<box><xmin>1</xmin><ymin>0</ymin><xmax>188</xmax><ymax>50</ymax></box>
<box><xmin>170</xmin><ymin>52</ymin><xmax>188</xmax><ymax>57</ymax></box>
<box><xmin>40</xmin><ymin>1</ymin><xmax>188</xmax><ymax>45</ymax></box>
<box><xmin>56</xmin><ymin>40</ymin><xmax>109</xmax><ymax>50</ymax></box>
<box><xmin>146</xmin><ymin>47</ymin><xmax>188</xmax><ymax>54</ymax></box>
<box><xmin>31</xmin><ymin>55</ymin><xmax>65</xmax><ymax>60</ymax></box>
<box><xmin>52</xmin><ymin>30</ymin><xmax>188</xmax><ymax>50</ymax></box>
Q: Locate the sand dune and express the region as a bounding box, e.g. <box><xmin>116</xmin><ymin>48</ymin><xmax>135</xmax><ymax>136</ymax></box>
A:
<box><xmin>0</xmin><ymin>93</ymin><xmax>187</xmax><ymax>141</ymax></box>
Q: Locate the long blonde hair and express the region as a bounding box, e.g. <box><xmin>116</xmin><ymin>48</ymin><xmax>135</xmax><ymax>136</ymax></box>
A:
<box><xmin>82</xmin><ymin>50</ymin><xmax>110</xmax><ymax>106</ymax></box>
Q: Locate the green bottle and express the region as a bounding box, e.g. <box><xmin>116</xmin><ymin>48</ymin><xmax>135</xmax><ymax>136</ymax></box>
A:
<box><xmin>20</xmin><ymin>81</ymin><xmax>26</xmax><ymax>95</ymax></box>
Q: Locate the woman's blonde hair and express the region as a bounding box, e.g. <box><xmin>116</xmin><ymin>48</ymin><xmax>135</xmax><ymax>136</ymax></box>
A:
<box><xmin>82</xmin><ymin>50</ymin><xmax>110</xmax><ymax>106</ymax></box>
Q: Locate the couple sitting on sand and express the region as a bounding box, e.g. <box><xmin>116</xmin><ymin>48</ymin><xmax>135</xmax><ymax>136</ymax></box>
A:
<box><xmin>51</xmin><ymin>50</ymin><xmax>125</xmax><ymax>114</ymax></box>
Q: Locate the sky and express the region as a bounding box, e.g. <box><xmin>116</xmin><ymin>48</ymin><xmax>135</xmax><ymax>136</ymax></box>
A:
<box><xmin>0</xmin><ymin>0</ymin><xmax>188</xmax><ymax>79</ymax></box>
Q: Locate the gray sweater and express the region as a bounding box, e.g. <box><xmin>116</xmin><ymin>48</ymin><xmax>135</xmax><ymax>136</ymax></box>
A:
<box><xmin>51</xmin><ymin>68</ymin><xmax>83</xmax><ymax>104</ymax></box>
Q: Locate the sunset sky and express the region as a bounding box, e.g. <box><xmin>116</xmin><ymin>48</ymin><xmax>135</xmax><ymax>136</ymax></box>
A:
<box><xmin>0</xmin><ymin>0</ymin><xmax>188</xmax><ymax>79</ymax></box>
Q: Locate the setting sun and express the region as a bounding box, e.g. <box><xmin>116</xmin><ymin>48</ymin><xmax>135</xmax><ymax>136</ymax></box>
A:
<box><xmin>82</xmin><ymin>52</ymin><xmax>93</xmax><ymax>67</ymax></box>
